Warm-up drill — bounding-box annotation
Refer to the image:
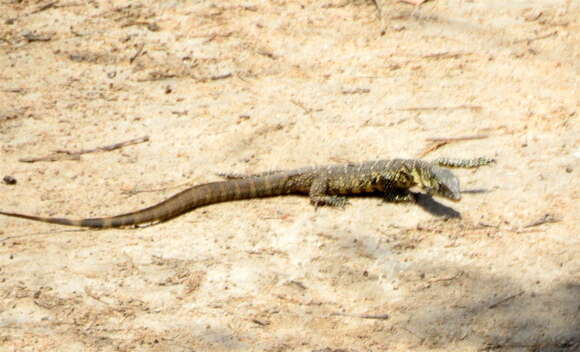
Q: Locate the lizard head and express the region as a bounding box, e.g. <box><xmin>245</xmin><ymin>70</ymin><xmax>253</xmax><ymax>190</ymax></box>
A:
<box><xmin>419</xmin><ymin>166</ymin><xmax>461</xmax><ymax>201</ymax></box>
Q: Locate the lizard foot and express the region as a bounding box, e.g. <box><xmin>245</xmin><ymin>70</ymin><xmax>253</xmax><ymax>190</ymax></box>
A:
<box><xmin>310</xmin><ymin>196</ymin><xmax>350</xmax><ymax>208</ymax></box>
<box><xmin>383</xmin><ymin>189</ymin><xmax>418</xmax><ymax>203</ymax></box>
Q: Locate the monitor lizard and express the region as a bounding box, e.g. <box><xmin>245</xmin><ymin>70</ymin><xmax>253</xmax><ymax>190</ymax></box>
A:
<box><xmin>0</xmin><ymin>157</ymin><xmax>494</xmax><ymax>228</ymax></box>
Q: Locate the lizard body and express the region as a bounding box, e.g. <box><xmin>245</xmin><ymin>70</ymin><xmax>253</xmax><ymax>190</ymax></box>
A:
<box><xmin>0</xmin><ymin>157</ymin><xmax>494</xmax><ymax>228</ymax></box>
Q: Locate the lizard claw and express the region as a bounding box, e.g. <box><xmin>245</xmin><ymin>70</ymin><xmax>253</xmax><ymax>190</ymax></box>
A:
<box><xmin>310</xmin><ymin>196</ymin><xmax>349</xmax><ymax>208</ymax></box>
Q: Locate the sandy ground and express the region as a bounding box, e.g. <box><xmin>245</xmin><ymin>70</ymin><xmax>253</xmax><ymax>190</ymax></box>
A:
<box><xmin>0</xmin><ymin>0</ymin><xmax>579</xmax><ymax>351</ymax></box>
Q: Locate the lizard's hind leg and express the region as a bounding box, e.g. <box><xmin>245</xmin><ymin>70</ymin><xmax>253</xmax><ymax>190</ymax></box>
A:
<box><xmin>308</xmin><ymin>177</ymin><xmax>349</xmax><ymax>208</ymax></box>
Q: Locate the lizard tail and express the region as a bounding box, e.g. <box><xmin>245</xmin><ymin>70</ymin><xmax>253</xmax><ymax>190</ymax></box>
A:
<box><xmin>0</xmin><ymin>211</ymin><xmax>88</xmax><ymax>227</ymax></box>
<box><xmin>0</xmin><ymin>182</ymin><xmax>223</xmax><ymax>228</ymax></box>
<box><xmin>0</xmin><ymin>176</ymin><xmax>291</xmax><ymax>229</ymax></box>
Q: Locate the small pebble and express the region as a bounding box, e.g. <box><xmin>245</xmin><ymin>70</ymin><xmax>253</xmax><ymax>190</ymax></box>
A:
<box><xmin>3</xmin><ymin>175</ymin><xmax>17</xmax><ymax>185</ymax></box>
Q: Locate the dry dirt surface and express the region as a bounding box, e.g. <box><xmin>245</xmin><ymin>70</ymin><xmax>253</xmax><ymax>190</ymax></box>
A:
<box><xmin>0</xmin><ymin>0</ymin><xmax>579</xmax><ymax>351</ymax></box>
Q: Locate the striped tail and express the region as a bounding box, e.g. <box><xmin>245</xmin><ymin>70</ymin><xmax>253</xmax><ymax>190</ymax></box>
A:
<box><xmin>0</xmin><ymin>176</ymin><xmax>292</xmax><ymax>229</ymax></box>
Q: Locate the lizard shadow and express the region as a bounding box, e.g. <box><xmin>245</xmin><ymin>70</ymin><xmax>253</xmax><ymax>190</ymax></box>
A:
<box><xmin>347</xmin><ymin>192</ymin><xmax>461</xmax><ymax>218</ymax></box>
<box><xmin>413</xmin><ymin>193</ymin><xmax>461</xmax><ymax>219</ymax></box>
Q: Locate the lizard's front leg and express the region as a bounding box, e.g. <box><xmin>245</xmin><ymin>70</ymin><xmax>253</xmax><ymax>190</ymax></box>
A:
<box><xmin>308</xmin><ymin>177</ymin><xmax>349</xmax><ymax>208</ymax></box>
<box><xmin>383</xmin><ymin>187</ymin><xmax>418</xmax><ymax>203</ymax></box>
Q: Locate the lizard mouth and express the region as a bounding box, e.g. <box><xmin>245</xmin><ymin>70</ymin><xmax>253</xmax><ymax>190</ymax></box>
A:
<box><xmin>437</xmin><ymin>189</ymin><xmax>461</xmax><ymax>202</ymax></box>
<box><xmin>443</xmin><ymin>189</ymin><xmax>462</xmax><ymax>201</ymax></box>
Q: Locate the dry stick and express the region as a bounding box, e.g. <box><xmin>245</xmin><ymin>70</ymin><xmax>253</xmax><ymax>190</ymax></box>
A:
<box><xmin>210</xmin><ymin>73</ymin><xmax>232</xmax><ymax>81</ymax></box>
<box><xmin>341</xmin><ymin>88</ymin><xmax>370</xmax><ymax>95</ymax></box>
<box><xmin>19</xmin><ymin>136</ymin><xmax>150</xmax><ymax>163</ymax></box>
<box><xmin>290</xmin><ymin>99</ymin><xmax>314</xmax><ymax>114</ymax></box>
<box><xmin>396</xmin><ymin>105</ymin><xmax>482</xmax><ymax>112</ymax></box>
<box><xmin>416</xmin><ymin>135</ymin><xmax>489</xmax><ymax>158</ymax></box>
<box><xmin>488</xmin><ymin>291</ymin><xmax>524</xmax><ymax>309</ymax></box>
<box><xmin>129</xmin><ymin>43</ymin><xmax>145</xmax><ymax>64</ymax></box>
<box><xmin>31</xmin><ymin>1</ymin><xmax>58</xmax><ymax>14</ymax></box>
<box><xmin>19</xmin><ymin>153</ymin><xmax>80</xmax><ymax>163</ymax></box>
<box><xmin>331</xmin><ymin>312</ymin><xmax>390</xmax><ymax>320</ymax></box>
<box><xmin>513</xmin><ymin>31</ymin><xmax>558</xmax><ymax>44</ymax></box>
<box><xmin>426</xmin><ymin>135</ymin><xmax>489</xmax><ymax>143</ymax></box>
<box><xmin>428</xmin><ymin>271</ymin><xmax>463</xmax><ymax>284</ymax></box>
<box><xmin>523</xmin><ymin>213</ymin><xmax>560</xmax><ymax>228</ymax></box>
<box><xmin>251</xmin><ymin>319</ymin><xmax>269</xmax><ymax>326</ymax></box>
<box><xmin>57</xmin><ymin>136</ymin><xmax>150</xmax><ymax>154</ymax></box>
<box><xmin>422</xmin><ymin>51</ymin><xmax>469</xmax><ymax>60</ymax></box>
<box><xmin>84</xmin><ymin>287</ymin><xmax>111</xmax><ymax>306</ymax></box>
<box><xmin>202</xmin><ymin>32</ymin><xmax>234</xmax><ymax>44</ymax></box>
<box><xmin>23</xmin><ymin>32</ymin><xmax>53</xmax><ymax>42</ymax></box>
<box><xmin>416</xmin><ymin>141</ymin><xmax>445</xmax><ymax>159</ymax></box>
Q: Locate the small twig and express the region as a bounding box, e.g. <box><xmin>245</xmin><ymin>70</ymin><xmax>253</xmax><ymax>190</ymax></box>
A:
<box><xmin>428</xmin><ymin>271</ymin><xmax>463</xmax><ymax>284</ymax></box>
<box><xmin>84</xmin><ymin>287</ymin><xmax>111</xmax><ymax>306</ymax></box>
<box><xmin>57</xmin><ymin>136</ymin><xmax>150</xmax><ymax>155</ymax></box>
<box><xmin>513</xmin><ymin>31</ymin><xmax>558</xmax><ymax>44</ymax></box>
<box><xmin>22</xmin><ymin>32</ymin><xmax>53</xmax><ymax>42</ymax></box>
<box><xmin>461</xmin><ymin>188</ymin><xmax>492</xmax><ymax>195</ymax></box>
<box><xmin>1</xmin><ymin>88</ymin><xmax>26</xmax><ymax>93</ymax></box>
<box><xmin>422</xmin><ymin>51</ymin><xmax>469</xmax><ymax>60</ymax></box>
<box><xmin>416</xmin><ymin>141</ymin><xmax>446</xmax><ymax>158</ymax></box>
<box><xmin>426</xmin><ymin>135</ymin><xmax>489</xmax><ymax>143</ymax></box>
<box><xmin>19</xmin><ymin>154</ymin><xmax>81</xmax><ymax>163</ymax></box>
<box><xmin>19</xmin><ymin>136</ymin><xmax>149</xmax><ymax>163</ymax></box>
<box><xmin>523</xmin><ymin>213</ymin><xmax>560</xmax><ymax>228</ymax></box>
<box><xmin>31</xmin><ymin>1</ymin><xmax>58</xmax><ymax>14</ymax></box>
<box><xmin>341</xmin><ymin>88</ymin><xmax>370</xmax><ymax>95</ymax></box>
<box><xmin>251</xmin><ymin>319</ymin><xmax>269</xmax><ymax>326</ymax></box>
<box><xmin>209</xmin><ymin>73</ymin><xmax>232</xmax><ymax>81</ymax></box>
<box><xmin>477</xmin><ymin>221</ymin><xmax>500</xmax><ymax>229</ymax></box>
<box><xmin>121</xmin><ymin>21</ymin><xmax>160</xmax><ymax>32</ymax></box>
<box><xmin>257</xmin><ymin>49</ymin><xmax>277</xmax><ymax>59</ymax></box>
<box><xmin>129</xmin><ymin>43</ymin><xmax>145</xmax><ymax>64</ymax></box>
<box><xmin>396</xmin><ymin>105</ymin><xmax>482</xmax><ymax>112</ymax></box>
<box><xmin>201</xmin><ymin>31</ymin><xmax>233</xmax><ymax>44</ymax></box>
<box><xmin>417</xmin><ymin>134</ymin><xmax>489</xmax><ymax>158</ymax></box>
<box><xmin>291</xmin><ymin>99</ymin><xmax>314</xmax><ymax>114</ymax></box>
<box><xmin>137</xmin><ymin>71</ymin><xmax>177</xmax><ymax>82</ymax></box>
<box><xmin>331</xmin><ymin>312</ymin><xmax>390</xmax><ymax>320</ymax></box>
<box><xmin>488</xmin><ymin>291</ymin><xmax>524</xmax><ymax>309</ymax></box>
<box><xmin>122</xmin><ymin>187</ymin><xmax>170</xmax><ymax>196</ymax></box>
<box><xmin>286</xmin><ymin>280</ymin><xmax>307</xmax><ymax>290</ymax></box>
